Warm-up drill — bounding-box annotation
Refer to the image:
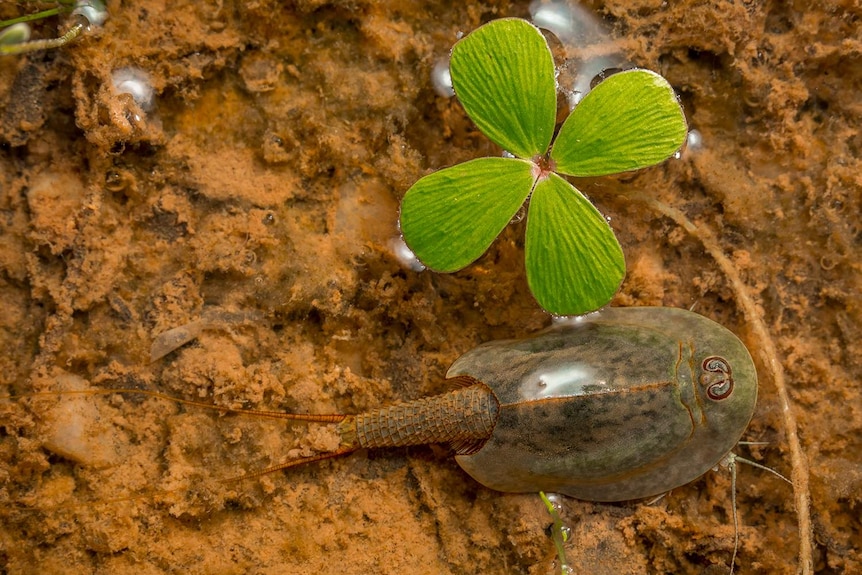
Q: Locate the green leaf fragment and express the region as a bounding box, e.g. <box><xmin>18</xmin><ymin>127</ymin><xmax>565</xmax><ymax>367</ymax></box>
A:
<box><xmin>450</xmin><ymin>18</ymin><xmax>557</xmax><ymax>160</ymax></box>
<box><xmin>400</xmin><ymin>157</ymin><xmax>535</xmax><ymax>273</ymax></box>
<box><xmin>551</xmin><ymin>69</ymin><xmax>688</xmax><ymax>177</ymax></box>
<box><xmin>0</xmin><ymin>23</ymin><xmax>30</xmax><ymax>46</ymax></box>
<box><xmin>526</xmin><ymin>173</ymin><xmax>625</xmax><ymax>315</ymax></box>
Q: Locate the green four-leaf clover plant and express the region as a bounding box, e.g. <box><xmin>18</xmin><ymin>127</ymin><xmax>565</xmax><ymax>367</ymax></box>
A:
<box><xmin>399</xmin><ymin>18</ymin><xmax>688</xmax><ymax>315</ymax></box>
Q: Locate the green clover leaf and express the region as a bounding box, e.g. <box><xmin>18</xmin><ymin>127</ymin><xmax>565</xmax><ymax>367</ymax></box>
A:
<box><xmin>400</xmin><ymin>18</ymin><xmax>687</xmax><ymax>315</ymax></box>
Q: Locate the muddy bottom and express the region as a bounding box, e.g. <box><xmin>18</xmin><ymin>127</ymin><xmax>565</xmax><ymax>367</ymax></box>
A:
<box><xmin>0</xmin><ymin>1</ymin><xmax>860</xmax><ymax>574</ymax></box>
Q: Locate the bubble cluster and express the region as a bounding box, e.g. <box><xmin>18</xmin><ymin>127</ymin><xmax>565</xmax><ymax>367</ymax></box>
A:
<box><xmin>530</xmin><ymin>0</ymin><xmax>627</xmax><ymax>111</ymax></box>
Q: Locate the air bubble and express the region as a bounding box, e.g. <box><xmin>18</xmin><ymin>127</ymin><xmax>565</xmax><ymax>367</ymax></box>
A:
<box><xmin>72</xmin><ymin>0</ymin><xmax>109</xmax><ymax>28</ymax></box>
<box><xmin>530</xmin><ymin>1</ymin><xmax>575</xmax><ymax>40</ymax></box>
<box><xmin>544</xmin><ymin>492</ymin><xmax>564</xmax><ymax>511</ymax></box>
<box><xmin>389</xmin><ymin>236</ymin><xmax>426</xmax><ymax>272</ymax></box>
<box><xmin>104</xmin><ymin>170</ymin><xmax>126</xmax><ymax>192</ymax></box>
<box><xmin>431</xmin><ymin>58</ymin><xmax>454</xmax><ymax>98</ymax></box>
<box><xmin>509</xmin><ymin>205</ymin><xmax>526</xmax><ymax>224</ymax></box>
<box><xmin>565</xmin><ymin>89</ymin><xmax>583</xmax><ymax>108</ymax></box>
<box><xmin>529</xmin><ymin>0</ymin><xmax>604</xmax><ymax>46</ymax></box>
<box><xmin>686</xmin><ymin>128</ymin><xmax>703</xmax><ymax>152</ymax></box>
<box><xmin>112</xmin><ymin>67</ymin><xmax>154</xmax><ymax>111</ymax></box>
<box><xmin>673</xmin><ymin>128</ymin><xmax>703</xmax><ymax>161</ymax></box>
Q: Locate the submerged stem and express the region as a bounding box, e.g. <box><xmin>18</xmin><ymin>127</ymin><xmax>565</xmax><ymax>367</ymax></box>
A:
<box><xmin>0</xmin><ymin>19</ymin><xmax>84</xmax><ymax>55</ymax></box>
<box><xmin>539</xmin><ymin>492</ymin><xmax>572</xmax><ymax>574</ymax></box>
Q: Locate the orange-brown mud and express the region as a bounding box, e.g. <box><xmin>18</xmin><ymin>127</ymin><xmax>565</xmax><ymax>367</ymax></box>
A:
<box><xmin>0</xmin><ymin>1</ymin><xmax>860</xmax><ymax>573</ymax></box>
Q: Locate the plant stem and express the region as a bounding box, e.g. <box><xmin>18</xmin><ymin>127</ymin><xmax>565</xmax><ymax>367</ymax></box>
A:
<box><xmin>539</xmin><ymin>492</ymin><xmax>572</xmax><ymax>574</ymax></box>
<box><xmin>1</xmin><ymin>8</ymin><xmax>63</xmax><ymax>29</ymax></box>
<box><xmin>0</xmin><ymin>1</ymin><xmax>76</xmax><ymax>28</ymax></box>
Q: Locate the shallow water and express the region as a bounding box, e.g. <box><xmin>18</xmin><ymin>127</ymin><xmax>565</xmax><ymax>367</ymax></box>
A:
<box><xmin>1</xmin><ymin>1</ymin><xmax>860</xmax><ymax>573</ymax></box>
